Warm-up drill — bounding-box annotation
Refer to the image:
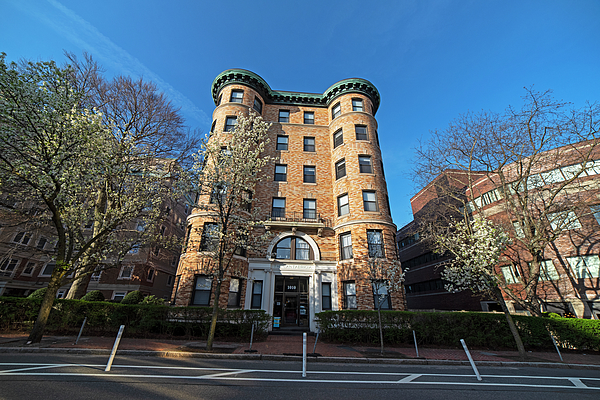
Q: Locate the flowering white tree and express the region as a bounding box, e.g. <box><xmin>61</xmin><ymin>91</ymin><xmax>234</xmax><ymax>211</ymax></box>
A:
<box><xmin>436</xmin><ymin>216</ymin><xmax>526</xmax><ymax>359</ymax></box>
<box><xmin>366</xmin><ymin>258</ymin><xmax>405</xmax><ymax>355</ymax></box>
<box><xmin>190</xmin><ymin>111</ymin><xmax>273</xmax><ymax>350</ymax></box>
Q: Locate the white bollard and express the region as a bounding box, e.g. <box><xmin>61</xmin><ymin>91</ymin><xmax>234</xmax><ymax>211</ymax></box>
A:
<box><xmin>413</xmin><ymin>330</ymin><xmax>419</xmax><ymax>358</ymax></box>
<box><xmin>460</xmin><ymin>339</ymin><xmax>482</xmax><ymax>381</ymax></box>
<box><xmin>105</xmin><ymin>325</ymin><xmax>125</xmax><ymax>372</ymax></box>
<box><xmin>302</xmin><ymin>332</ymin><xmax>307</xmax><ymax>378</ymax></box>
<box><xmin>74</xmin><ymin>317</ymin><xmax>87</xmax><ymax>345</ymax></box>
<box><xmin>549</xmin><ymin>332</ymin><xmax>564</xmax><ymax>362</ymax></box>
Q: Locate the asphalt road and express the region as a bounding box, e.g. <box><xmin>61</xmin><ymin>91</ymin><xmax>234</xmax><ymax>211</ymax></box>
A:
<box><xmin>0</xmin><ymin>353</ymin><xmax>598</xmax><ymax>400</ymax></box>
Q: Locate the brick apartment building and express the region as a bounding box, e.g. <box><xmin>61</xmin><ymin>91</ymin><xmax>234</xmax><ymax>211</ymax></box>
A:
<box><xmin>0</xmin><ymin>197</ymin><xmax>186</xmax><ymax>301</ymax></box>
<box><xmin>398</xmin><ymin>143</ymin><xmax>600</xmax><ymax>318</ymax></box>
<box><xmin>173</xmin><ymin>69</ymin><xmax>404</xmax><ymax>331</ymax></box>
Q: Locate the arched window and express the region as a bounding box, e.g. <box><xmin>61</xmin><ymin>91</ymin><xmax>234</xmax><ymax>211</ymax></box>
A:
<box><xmin>273</xmin><ymin>236</ymin><xmax>313</xmax><ymax>260</ymax></box>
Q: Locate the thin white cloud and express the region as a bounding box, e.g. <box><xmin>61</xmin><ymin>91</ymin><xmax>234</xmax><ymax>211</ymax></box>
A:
<box><xmin>13</xmin><ymin>0</ymin><xmax>209</xmax><ymax>128</ymax></box>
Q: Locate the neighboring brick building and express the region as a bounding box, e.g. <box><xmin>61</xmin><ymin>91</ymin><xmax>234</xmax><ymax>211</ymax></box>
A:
<box><xmin>0</xmin><ymin>197</ymin><xmax>186</xmax><ymax>302</ymax></box>
<box><xmin>173</xmin><ymin>69</ymin><xmax>404</xmax><ymax>331</ymax></box>
<box><xmin>399</xmin><ymin>143</ymin><xmax>600</xmax><ymax>318</ymax></box>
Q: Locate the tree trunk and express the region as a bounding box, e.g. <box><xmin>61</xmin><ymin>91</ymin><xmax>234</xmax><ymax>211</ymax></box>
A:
<box><xmin>65</xmin><ymin>265</ymin><xmax>93</xmax><ymax>299</ymax></box>
<box><xmin>495</xmin><ymin>288</ymin><xmax>526</xmax><ymax>360</ymax></box>
<box><xmin>26</xmin><ymin>277</ymin><xmax>62</xmax><ymax>344</ymax></box>
<box><xmin>206</xmin><ymin>279</ymin><xmax>222</xmax><ymax>351</ymax></box>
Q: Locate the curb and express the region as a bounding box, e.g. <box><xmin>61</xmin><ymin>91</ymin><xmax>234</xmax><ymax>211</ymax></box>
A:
<box><xmin>1</xmin><ymin>347</ymin><xmax>599</xmax><ymax>370</ymax></box>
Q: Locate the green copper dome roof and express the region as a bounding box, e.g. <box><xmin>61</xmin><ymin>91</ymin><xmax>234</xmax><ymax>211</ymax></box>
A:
<box><xmin>211</xmin><ymin>69</ymin><xmax>380</xmax><ymax>115</ymax></box>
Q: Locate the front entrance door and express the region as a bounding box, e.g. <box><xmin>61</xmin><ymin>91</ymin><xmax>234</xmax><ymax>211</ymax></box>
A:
<box><xmin>273</xmin><ymin>276</ymin><xmax>309</xmax><ymax>328</ymax></box>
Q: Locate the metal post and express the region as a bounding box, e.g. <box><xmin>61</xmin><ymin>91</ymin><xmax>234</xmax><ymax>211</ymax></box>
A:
<box><xmin>74</xmin><ymin>317</ymin><xmax>87</xmax><ymax>345</ymax></box>
<box><xmin>549</xmin><ymin>332</ymin><xmax>564</xmax><ymax>362</ymax></box>
<box><xmin>302</xmin><ymin>332</ymin><xmax>307</xmax><ymax>378</ymax></box>
<box><xmin>312</xmin><ymin>329</ymin><xmax>320</xmax><ymax>354</ymax></box>
<box><xmin>105</xmin><ymin>325</ymin><xmax>125</xmax><ymax>372</ymax></box>
<box><xmin>412</xmin><ymin>330</ymin><xmax>419</xmax><ymax>358</ymax></box>
<box><xmin>460</xmin><ymin>339</ymin><xmax>482</xmax><ymax>381</ymax></box>
<box><xmin>245</xmin><ymin>322</ymin><xmax>257</xmax><ymax>353</ymax></box>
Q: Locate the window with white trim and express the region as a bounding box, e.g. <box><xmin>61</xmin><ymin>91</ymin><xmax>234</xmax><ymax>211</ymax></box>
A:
<box><xmin>118</xmin><ymin>265</ymin><xmax>134</xmax><ymax>280</ymax></box>
<box><xmin>146</xmin><ymin>268</ymin><xmax>155</xmax><ymax>282</ymax></box>
<box><xmin>39</xmin><ymin>262</ymin><xmax>56</xmax><ymax>277</ymax></box>
<box><xmin>355</xmin><ymin>125</ymin><xmax>368</xmax><ymax>140</ymax></box>
<box><xmin>537</xmin><ymin>260</ymin><xmax>560</xmax><ymax>281</ymax></box>
<box><xmin>337</xmin><ymin>194</ymin><xmax>349</xmax><ymax>216</ymax></box>
<box><xmin>276</xmin><ymin>135</ymin><xmax>288</xmax><ymax>151</ymax></box>
<box><xmin>21</xmin><ymin>262</ymin><xmax>36</xmax><ymax>276</ymax></box>
<box><xmin>359</xmin><ymin>155</ymin><xmax>372</xmax><ymax>173</ymax></box>
<box><xmin>192</xmin><ymin>275</ymin><xmax>212</xmax><ymax>306</ymax></box>
<box><xmin>548</xmin><ymin>211</ymin><xmax>581</xmax><ymax>230</ymax></box>
<box><xmin>352</xmin><ymin>98</ymin><xmax>364</xmax><ymax>112</ymax></box>
<box><xmin>113</xmin><ymin>291</ymin><xmax>127</xmax><ymax>301</ymax></box>
<box><xmin>363</xmin><ymin>191</ymin><xmax>378</xmax><ymax>212</ymax></box>
<box><xmin>13</xmin><ymin>232</ymin><xmax>31</xmax><ymax>245</ymax></box>
<box><xmin>567</xmin><ymin>255</ymin><xmax>600</xmax><ymax>279</ymax></box>
<box><xmin>501</xmin><ymin>265</ymin><xmax>519</xmax><ymax>284</ymax></box>
<box><xmin>340</xmin><ymin>232</ymin><xmax>353</xmax><ymax>260</ymax></box>
<box><xmin>343</xmin><ymin>281</ymin><xmax>357</xmax><ymax>309</ymax></box>
<box><xmin>332</xmin><ymin>103</ymin><xmax>341</xmax><ymax>119</ymax></box>
<box><xmin>0</xmin><ymin>258</ymin><xmax>19</xmax><ymax>277</ymax></box>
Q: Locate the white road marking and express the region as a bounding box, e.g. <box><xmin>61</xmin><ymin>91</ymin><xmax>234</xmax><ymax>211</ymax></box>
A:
<box><xmin>0</xmin><ymin>363</ymin><xmax>597</xmax><ymax>390</ymax></box>
<box><xmin>198</xmin><ymin>369</ymin><xmax>255</xmax><ymax>379</ymax></box>
<box><xmin>569</xmin><ymin>378</ymin><xmax>588</xmax><ymax>388</ymax></box>
<box><xmin>398</xmin><ymin>374</ymin><xmax>421</xmax><ymax>383</ymax></box>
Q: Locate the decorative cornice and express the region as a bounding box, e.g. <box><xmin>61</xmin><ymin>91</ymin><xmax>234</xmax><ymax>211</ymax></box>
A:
<box><xmin>211</xmin><ymin>69</ymin><xmax>380</xmax><ymax>115</ymax></box>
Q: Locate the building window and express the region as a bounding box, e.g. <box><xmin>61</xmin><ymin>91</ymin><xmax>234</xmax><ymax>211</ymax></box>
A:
<box><xmin>276</xmin><ymin>135</ymin><xmax>288</xmax><ymax>151</ymax></box>
<box><xmin>363</xmin><ymin>191</ymin><xmax>378</xmax><ymax>212</ymax></box>
<box><xmin>272</xmin><ymin>198</ymin><xmax>286</xmax><ymax>219</ymax></box>
<box><xmin>501</xmin><ymin>265</ymin><xmax>519</xmax><ymax>284</ymax></box>
<box><xmin>332</xmin><ymin>103</ymin><xmax>341</xmax><ymax>119</ymax></box>
<box><xmin>0</xmin><ymin>258</ymin><xmax>19</xmax><ymax>277</ymax></box>
<box><xmin>251</xmin><ymin>280</ymin><xmax>263</xmax><ymax>309</ymax></box>
<box><xmin>253</xmin><ymin>97</ymin><xmax>262</xmax><ymax>113</ymax></box>
<box><xmin>303</xmin><ymin>166</ymin><xmax>316</xmax><ymax>183</ymax></box>
<box><xmin>90</xmin><ymin>268</ymin><xmax>102</xmax><ymax>282</ymax></box>
<box><xmin>359</xmin><ymin>155</ymin><xmax>372</xmax><ymax>173</ymax></box>
<box><xmin>537</xmin><ymin>260</ymin><xmax>560</xmax><ymax>281</ymax></box>
<box><xmin>167</xmin><ymin>275</ymin><xmax>174</xmax><ymax>286</ymax></box>
<box><xmin>217</xmin><ymin>94</ymin><xmax>222</xmax><ymax>106</ymax></box>
<box><xmin>304</xmin><ymin>111</ymin><xmax>314</xmax><ymax>124</ymax></box>
<box><xmin>128</xmin><ymin>244</ymin><xmax>140</xmax><ymax>254</ymax></box>
<box><xmin>36</xmin><ymin>237</ymin><xmax>47</xmax><ymax>250</ymax></box>
<box><xmin>337</xmin><ymin>193</ymin><xmax>350</xmax><ymax>216</ymax></box>
<box><xmin>567</xmin><ymin>255</ymin><xmax>600</xmax><ymax>279</ymax></box>
<box><xmin>228</xmin><ymin>278</ymin><xmax>241</xmax><ymax>308</ymax></box>
<box><xmin>367</xmin><ymin>230</ymin><xmax>384</xmax><ymax>258</ymax></box>
<box><xmin>335</xmin><ymin>159</ymin><xmax>346</xmax><ymax>180</ymax></box>
<box><xmin>279</xmin><ymin>110</ymin><xmax>290</xmax><ymax>123</ymax></box>
<box><xmin>21</xmin><ymin>262</ymin><xmax>36</xmax><ymax>276</ymax></box>
<box><xmin>304</xmin><ymin>137</ymin><xmax>315</xmax><ymax>152</ymax></box>
<box><xmin>322</xmin><ymin>283</ymin><xmax>332</xmax><ymax>310</ymax></box>
<box><xmin>548</xmin><ymin>211</ymin><xmax>582</xmax><ymax>230</ymax></box>
<box><xmin>340</xmin><ymin>232</ymin><xmax>353</xmax><ymax>260</ymax></box>
<box><xmin>343</xmin><ymin>281</ymin><xmax>357</xmax><ymax>309</ymax></box>
<box><xmin>234</xmin><ymin>233</ymin><xmax>247</xmax><ymax>257</ymax></box>
<box><xmin>333</xmin><ymin>129</ymin><xmax>343</xmax><ymax>148</ymax></box>
<box><xmin>112</xmin><ymin>291</ymin><xmax>127</xmax><ymax>301</ymax></box>
<box><xmin>224</xmin><ymin>116</ymin><xmax>237</xmax><ymax>132</ymax></box>
<box><xmin>39</xmin><ymin>262</ymin><xmax>56</xmax><ymax>277</ymax></box>
<box><xmin>242</xmin><ymin>190</ymin><xmax>253</xmax><ymax>212</ymax></box>
<box><xmin>355</xmin><ymin>125</ymin><xmax>368</xmax><ymax>140</ymax></box>
<box><xmin>372</xmin><ymin>282</ymin><xmax>391</xmax><ymax>309</ymax></box>
<box><xmin>200</xmin><ymin>223</ymin><xmax>219</xmax><ymax>252</ymax></box>
<box><xmin>210</xmin><ymin>183</ymin><xmax>227</xmax><ymax>204</ymax></box>
<box><xmin>13</xmin><ymin>232</ymin><xmax>31</xmax><ymax>245</ymax></box>
<box><xmin>303</xmin><ymin>199</ymin><xmax>316</xmax><ymax>219</ymax></box>
<box><xmin>146</xmin><ymin>268</ymin><xmax>155</xmax><ymax>282</ymax></box>
<box><xmin>192</xmin><ymin>275</ymin><xmax>212</xmax><ymax>306</ymax></box>
<box><xmin>210</xmin><ymin>120</ymin><xmax>216</xmax><ymax>133</ymax></box>
<box><xmin>118</xmin><ymin>265</ymin><xmax>134</xmax><ymax>280</ymax></box>
<box><xmin>274</xmin><ymin>164</ymin><xmax>287</xmax><ymax>181</ymax></box>
<box><xmin>591</xmin><ymin>205</ymin><xmax>600</xmax><ymax>225</ymax></box>
<box><xmin>230</xmin><ymin>89</ymin><xmax>244</xmax><ymax>103</ymax></box>
<box><xmin>352</xmin><ymin>98</ymin><xmax>364</xmax><ymax>112</ymax></box>
<box><xmin>273</xmin><ymin>236</ymin><xmax>313</xmax><ymax>260</ymax></box>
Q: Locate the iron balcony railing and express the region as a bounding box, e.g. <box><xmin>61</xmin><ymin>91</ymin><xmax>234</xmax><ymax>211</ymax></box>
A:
<box><xmin>269</xmin><ymin>210</ymin><xmax>331</xmax><ymax>227</ymax></box>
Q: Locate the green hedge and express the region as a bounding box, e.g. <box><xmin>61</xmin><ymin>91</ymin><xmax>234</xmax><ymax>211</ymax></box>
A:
<box><xmin>0</xmin><ymin>297</ymin><xmax>270</xmax><ymax>341</ymax></box>
<box><xmin>315</xmin><ymin>310</ymin><xmax>600</xmax><ymax>351</ymax></box>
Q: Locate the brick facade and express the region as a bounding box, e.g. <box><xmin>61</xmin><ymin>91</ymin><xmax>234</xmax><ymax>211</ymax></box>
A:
<box><xmin>174</xmin><ymin>69</ymin><xmax>405</xmax><ymax>331</ymax></box>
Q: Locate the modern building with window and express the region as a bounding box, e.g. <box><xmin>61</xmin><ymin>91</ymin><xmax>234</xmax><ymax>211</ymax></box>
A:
<box><xmin>173</xmin><ymin>69</ymin><xmax>404</xmax><ymax>331</ymax></box>
<box><xmin>398</xmin><ymin>143</ymin><xmax>600</xmax><ymax>318</ymax></box>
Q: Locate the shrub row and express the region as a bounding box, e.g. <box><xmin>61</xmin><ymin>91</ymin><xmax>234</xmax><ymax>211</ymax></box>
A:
<box><xmin>315</xmin><ymin>310</ymin><xmax>600</xmax><ymax>351</ymax></box>
<box><xmin>0</xmin><ymin>297</ymin><xmax>270</xmax><ymax>341</ymax></box>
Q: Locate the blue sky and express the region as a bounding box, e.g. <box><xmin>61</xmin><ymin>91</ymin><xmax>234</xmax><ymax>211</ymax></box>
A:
<box><xmin>2</xmin><ymin>0</ymin><xmax>599</xmax><ymax>227</ymax></box>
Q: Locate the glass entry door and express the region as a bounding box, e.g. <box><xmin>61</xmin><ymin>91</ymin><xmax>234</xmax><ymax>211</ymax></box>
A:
<box><xmin>274</xmin><ymin>276</ymin><xmax>309</xmax><ymax>328</ymax></box>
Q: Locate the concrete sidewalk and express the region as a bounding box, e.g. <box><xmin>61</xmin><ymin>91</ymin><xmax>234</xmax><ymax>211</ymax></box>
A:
<box><xmin>1</xmin><ymin>333</ymin><xmax>599</xmax><ymax>369</ymax></box>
